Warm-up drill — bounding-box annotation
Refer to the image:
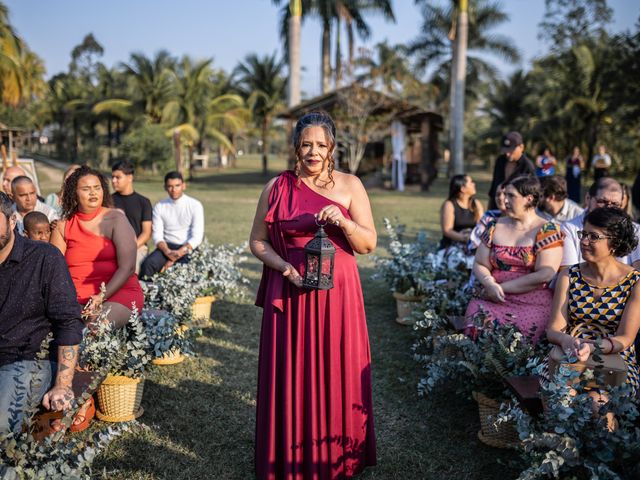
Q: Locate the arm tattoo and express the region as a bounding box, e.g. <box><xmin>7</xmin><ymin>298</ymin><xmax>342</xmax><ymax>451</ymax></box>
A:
<box><xmin>61</xmin><ymin>346</ymin><xmax>76</xmax><ymax>361</ymax></box>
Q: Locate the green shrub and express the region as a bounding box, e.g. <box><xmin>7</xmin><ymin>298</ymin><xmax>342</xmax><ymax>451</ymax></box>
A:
<box><xmin>120</xmin><ymin>123</ymin><xmax>173</xmax><ymax>172</ymax></box>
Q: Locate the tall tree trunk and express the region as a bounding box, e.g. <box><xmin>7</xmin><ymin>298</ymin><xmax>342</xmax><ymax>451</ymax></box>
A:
<box><xmin>335</xmin><ymin>17</ymin><xmax>342</xmax><ymax>89</ymax></box>
<box><xmin>321</xmin><ymin>19</ymin><xmax>331</xmax><ymax>94</ymax></box>
<box><xmin>451</xmin><ymin>0</ymin><xmax>468</xmax><ymax>176</ymax></box>
<box><xmin>261</xmin><ymin>117</ymin><xmax>269</xmax><ymax>175</ymax></box>
<box><xmin>288</xmin><ymin>0</ymin><xmax>302</xmax><ymax>107</ymax></box>
<box><xmin>347</xmin><ymin>20</ymin><xmax>354</xmax><ymax>79</ymax></box>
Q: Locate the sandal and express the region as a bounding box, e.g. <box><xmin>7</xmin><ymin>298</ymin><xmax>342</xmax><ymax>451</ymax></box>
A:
<box><xmin>69</xmin><ymin>396</ymin><xmax>95</xmax><ymax>433</ymax></box>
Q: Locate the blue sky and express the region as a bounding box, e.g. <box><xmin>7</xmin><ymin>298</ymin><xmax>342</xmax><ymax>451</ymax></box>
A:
<box><xmin>5</xmin><ymin>0</ymin><xmax>639</xmax><ymax>98</ymax></box>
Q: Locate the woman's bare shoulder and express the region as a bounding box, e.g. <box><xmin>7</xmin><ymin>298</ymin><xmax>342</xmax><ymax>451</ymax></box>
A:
<box><xmin>104</xmin><ymin>207</ymin><xmax>126</xmax><ymax>221</ymax></box>
<box><xmin>334</xmin><ymin>170</ymin><xmax>364</xmax><ymax>189</ymax></box>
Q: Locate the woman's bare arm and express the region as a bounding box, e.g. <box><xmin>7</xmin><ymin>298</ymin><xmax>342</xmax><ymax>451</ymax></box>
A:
<box><xmin>105</xmin><ymin>210</ymin><xmax>137</xmax><ymax>299</ymax></box>
<box><xmin>441</xmin><ymin>200</ymin><xmax>468</xmax><ymax>243</ymax></box>
<box><xmin>546</xmin><ymin>269</ymin><xmax>571</xmax><ymax>346</ymax></box>
<box><xmin>341</xmin><ymin>176</ymin><xmax>376</xmax><ymax>254</ymax></box>
<box><xmin>49</xmin><ymin>219</ymin><xmax>67</xmax><ymax>254</ymax></box>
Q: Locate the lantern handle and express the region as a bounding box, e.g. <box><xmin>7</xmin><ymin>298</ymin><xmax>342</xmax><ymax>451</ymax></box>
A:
<box><xmin>315</xmin><ymin>217</ymin><xmax>328</xmax><ymax>227</ymax></box>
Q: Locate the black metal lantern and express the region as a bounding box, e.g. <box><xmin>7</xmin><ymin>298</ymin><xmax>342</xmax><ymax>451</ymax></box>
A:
<box><xmin>302</xmin><ymin>221</ymin><xmax>336</xmax><ymax>290</ymax></box>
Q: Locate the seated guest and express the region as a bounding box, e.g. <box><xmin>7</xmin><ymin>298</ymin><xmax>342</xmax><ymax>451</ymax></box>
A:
<box><xmin>465</xmin><ymin>175</ymin><xmax>564</xmax><ymax>343</ymax></box>
<box><xmin>45</xmin><ymin>164</ymin><xmax>81</xmax><ymax>217</ymax></box>
<box><xmin>50</xmin><ymin>165</ymin><xmax>143</xmax><ymax>328</ymax></box>
<box><xmin>561</xmin><ymin>178</ymin><xmax>640</xmax><ymax>269</ymax></box>
<box><xmin>547</xmin><ymin>207</ymin><xmax>640</xmax><ymax>417</ymax></box>
<box><xmin>140</xmin><ymin>171</ymin><xmax>204</xmax><ymax>280</ymax></box>
<box><xmin>111</xmin><ymin>160</ymin><xmax>152</xmax><ymax>274</ymax></box>
<box><xmin>440</xmin><ymin>174</ymin><xmax>484</xmax><ymax>248</ymax></box>
<box><xmin>23</xmin><ymin>211</ymin><xmax>51</xmax><ymax>242</ymax></box>
<box><xmin>2</xmin><ymin>165</ymin><xmax>27</xmax><ymax>198</ymax></box>
<box><xmin>11</xmin><ymin>176</ymin><xmax>58</xmax><ymax>235</ymax></box>
<box><xmin>538</xmin><ymin>175</ymin><xmax>584</xmax><ymax>223</ymax></box>
<box><xmin>0</xmin><ymin>192</ymin><xmax>84</xmax><ymax>434</ymax></box>
<box><xmin>621</xmin><ymin>182</ymin><xmax>634</xmax><ymax>218</ymax></box>
<box><xmin>440</xmin><ymin>174</ymin><xmax>484</xmax><ymax>269</ymax></box>
<box><xmin>469</xmin><ymin>183</ymin><xmax>507</xmax><ymax>250</ymax></box>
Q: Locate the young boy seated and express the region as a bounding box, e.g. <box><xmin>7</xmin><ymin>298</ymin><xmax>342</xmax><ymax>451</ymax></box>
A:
<box><xmin>23</xmin><ymin>211</ymin><xmax>51</xmax><ymax>242</ymax></box>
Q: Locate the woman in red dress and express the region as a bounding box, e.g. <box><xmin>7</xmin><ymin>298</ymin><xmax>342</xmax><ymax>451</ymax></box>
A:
<box><xmin>51</xmin><ymin>165</ymin><xmax>143</xmax><ymax>327</ymax></box>
<box><xmin>250</xmin><ymin>112</ymin><xmax>377</xmax><ymax>479</ymax></box>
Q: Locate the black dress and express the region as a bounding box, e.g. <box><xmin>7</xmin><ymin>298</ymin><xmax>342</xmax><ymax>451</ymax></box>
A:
<box><xmin>440</xmin><ymin>200</ymin><xmax>476</xmax><ymax>249</ymax></box>
<box><xmin>565</xmin><ymin>155</ymin><xmax>582</xmax><ymax>203</ymax></box>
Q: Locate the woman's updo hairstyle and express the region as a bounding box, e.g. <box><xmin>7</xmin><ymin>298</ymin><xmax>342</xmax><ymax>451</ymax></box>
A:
<box><xmin>506</xmin><ymin>175</ymin><xmax>541</xmax><ymax>209</ymax></box>
<box><xmin>292</xmin><ymin>111</ymin><xmax>337</xmax><ymax>184</ymax></box>
<box><xmin>584</xmin><ymin>207</ymin><xmax>638</xmax><ymax>257</ymax></box>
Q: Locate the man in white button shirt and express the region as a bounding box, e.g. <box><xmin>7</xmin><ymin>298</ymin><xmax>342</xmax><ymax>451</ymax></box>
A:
<box><xmin>561</xmin><ymin>177</ymin><xmax>640</xmax><ymax>269</ymax></box>
<box><xmin>140</xmin><ymin>171</ymin><xmax>204</xmax><ymax>279</ymax></box>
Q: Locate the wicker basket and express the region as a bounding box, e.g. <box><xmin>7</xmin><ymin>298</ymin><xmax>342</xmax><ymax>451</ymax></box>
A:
<box><xmin>472</xmin><ymin>391</ymin><xmax>519</xmax><ymax>449</ymax></box>
<box><xmin>96</xmin><ymin>375</ymin><xmax>145</xmax><ymax>422</ymax></box>
<box><xmin>152</xmin><ymin>349</ymin><xmax>185</xmax><ymax>365</ymax></box>
<box><xmin>192</xmin><ymin>295</ymin><xmax>215</xmax><ymax>327</ymax></box>
<box><xmin>392</xmin><ymin>292</ymin><xmax>423</xmax><ymax>326</ymax></box>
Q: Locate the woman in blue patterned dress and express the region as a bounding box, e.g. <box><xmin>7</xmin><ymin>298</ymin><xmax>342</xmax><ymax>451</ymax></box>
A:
<box><xmin>547</xmin><ymin>207</ymin><xmax>640</xmax><ymax>407</ymax></box>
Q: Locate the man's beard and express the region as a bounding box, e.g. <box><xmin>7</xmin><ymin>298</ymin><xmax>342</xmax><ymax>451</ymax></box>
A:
<box><xmin>0</xmin><ymin>225</ymin><xmax>12</xmax><ymax>251</ymax></box>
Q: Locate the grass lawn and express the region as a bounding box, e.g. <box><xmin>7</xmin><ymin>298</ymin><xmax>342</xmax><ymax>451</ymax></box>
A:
<box><xmin>41</xmin><ymin>155</ymin><xmax>518</xmax><ymax>479</ymax></box>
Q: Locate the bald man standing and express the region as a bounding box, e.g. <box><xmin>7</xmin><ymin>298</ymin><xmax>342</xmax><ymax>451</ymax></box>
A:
<box><xmin>2</xmin><ymin>166</ymin><xmax>27</xmax><ymax>198</ymax></box>
<box><xmin>11</xmin><ymin>176</ymin><xmax>58</xmax><ymax>236</ymax></box>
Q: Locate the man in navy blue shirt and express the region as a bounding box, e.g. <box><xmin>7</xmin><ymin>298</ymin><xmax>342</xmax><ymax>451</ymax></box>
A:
<box><xmin>0</xmin><ymin>192</ymin><xmax>84</xmax><ymax>433</ymax></box>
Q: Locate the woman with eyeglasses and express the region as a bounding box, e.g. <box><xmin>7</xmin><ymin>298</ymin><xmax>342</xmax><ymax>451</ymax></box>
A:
<box><xmin>465</xmin><ymin>175</ymin><xmax>564</xmax><ymax>343</ymax></box>
<box><xmin>547</xmin><ymin>207</ymin><xmax>640</xmax><ymax>416</ymax></box>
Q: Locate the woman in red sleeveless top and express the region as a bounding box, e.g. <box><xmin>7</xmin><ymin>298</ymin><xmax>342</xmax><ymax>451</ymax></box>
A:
<box><xmin>250</xmin><ymin>112</ymin><xmax>377</xmax><ymax>479</ymax></box>
<box><xmin>51</xmin><ymin>166</ymin><xmax>143</xmax><ymax>328</ymax></box>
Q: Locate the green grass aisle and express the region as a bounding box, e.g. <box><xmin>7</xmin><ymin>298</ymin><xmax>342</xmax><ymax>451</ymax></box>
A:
<box><xmin>91</xmin><ymin>156</ymin><xmax>517</xmax><ymax>478</ymax></box>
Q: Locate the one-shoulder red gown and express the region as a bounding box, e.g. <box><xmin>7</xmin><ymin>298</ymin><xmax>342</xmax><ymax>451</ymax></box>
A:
<box><xmin>255</xmin><ymin>171</ymin><xmax>376</xmax><ymax>479</ymax></box>
<box><xmin>64</xmin><ymin>208</ymin><xmax>144</xmax><ymax>310</ymax></box>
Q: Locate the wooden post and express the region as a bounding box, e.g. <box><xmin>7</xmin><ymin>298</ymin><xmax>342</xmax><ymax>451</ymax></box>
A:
<box><xmin>1</xmin><ymin>145</ymin><xmax>8</xmax><ymax>172</ymax></box>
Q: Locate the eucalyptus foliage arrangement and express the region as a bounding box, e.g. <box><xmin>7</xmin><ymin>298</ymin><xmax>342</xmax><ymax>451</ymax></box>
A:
<box><xmin>142</xmin><ymin>239</ymin><xmax>249</xmax><ymax>324</ymax></box>
<box><xmin>498</xmin><ymin>366</ymin><xmax>640</xmax><ymax>480</ymax></box>
<box><xmin>189</xmin><ymin>240</ymin><xmax>250</xmax><ymax>299</ymax></box>
<box><xmin>0</xmin><ymin>337</ymin><xmax>136</xmax><ymax>480</ymax></box>
<box><xmin>79</xmin><ymin>306</ymin><xmax>152</xmax><ymax>378</ymax></box>
<box><xmin>372</xmin><ymin>218</ymin><xmax>434</xmax><ymax>296</ymax></box>
<box><xmin>141</xmin><ymin>310</ymin><xmax>195</xmax><ymax>359</ymax></box>
<box><xmin>416</xmin><ymin>314</ymin><xmax>543</xmax><ymax>399</ymax></box>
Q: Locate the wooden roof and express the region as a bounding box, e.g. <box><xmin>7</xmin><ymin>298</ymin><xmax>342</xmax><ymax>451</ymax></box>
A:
<box><xmin>278</xmin><ymin>84</ymin><xmax>443</xmax><ymax>131</ymax></box>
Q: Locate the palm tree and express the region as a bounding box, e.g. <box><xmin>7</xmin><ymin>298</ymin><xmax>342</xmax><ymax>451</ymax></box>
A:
<box><xmin>233</xmin><ymin>53</ymin><xmax>286</xmax><ymax>174</ymax></box>
<box><xmin>274</xmin><ymin>0</ymin><xmax>395</xmax><ymax>93</ymax></box>
<box><xmin>0</xmin><ymin>4</ymin><xmax>46</xmax><ymax>108</ymax></box>
<box><xmin>0</xmin><ymin>3</ymin><xmax>23</xmax><ymax>107</ymax></box>
<box><xmin>275</xmin><ymin>0</ymin><xmax>302</xmax><ymax>107</ymax></box>
<box><xmin>355</xmin><ymin>41</ymin><xmax>412</xmax><ymax>94</ymax></box>
<box><xmin>482</xmin><ymin>69</ymin><xmax>532</xmax><ymax>138</ymax></box>
<box><xmin>120</xmin><ymin>50</ymin><xmax>177</xmax><ymax>124</ymax></box>
<box><xmin>409</xmin><ymin>0</ymin><xmax>520</xmax><ymax>174</ymax></box>
<box><xmin>92</xmin><ymin>64</ymin><xmax>132</xmax><ymax>161</ymax></box>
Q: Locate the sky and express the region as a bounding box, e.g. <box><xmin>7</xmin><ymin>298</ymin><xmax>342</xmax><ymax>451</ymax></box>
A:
<box><xmin>5</xmin><ymin>0</ymin><xmax>640</xmax><ymax>99</ymax></box>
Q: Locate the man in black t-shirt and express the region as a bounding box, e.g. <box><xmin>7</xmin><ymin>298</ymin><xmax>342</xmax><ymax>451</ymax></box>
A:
<box><xmin>111</xmin><ymin>160</ymin><xmax>152</xmax><ymax>273</ymax></box>
<box><xmin>487</xmin><ymin>131</ymin><xmax>536</xmax><ymax>209</ymax></box>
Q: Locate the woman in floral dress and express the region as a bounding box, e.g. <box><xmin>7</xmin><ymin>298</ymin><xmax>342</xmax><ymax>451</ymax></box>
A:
<box><xmin>465</xmin><ymin>175</ymin><xmax>564</xmax><ymax>343</ymax></box>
